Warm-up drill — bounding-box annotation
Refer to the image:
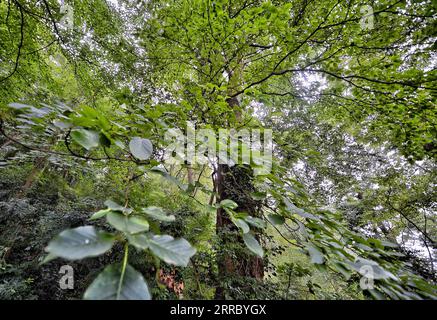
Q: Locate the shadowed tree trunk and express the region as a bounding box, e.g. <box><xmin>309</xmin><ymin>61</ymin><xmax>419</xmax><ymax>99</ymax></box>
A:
<box><xmin>16</xmin><ymin>156</ymin><xmax>48</xmax><ymax>198</ymax></box>
<box><xmin>214</xmin><ymin>96</ymin><xmax>264</xmax><ymax>299</ymax></box>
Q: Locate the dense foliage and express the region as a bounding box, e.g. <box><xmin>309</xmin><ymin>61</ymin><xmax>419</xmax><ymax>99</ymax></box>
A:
<box><xmin>0</xmin><ymin>0</ymin><xmax>436</xmax><ymax>300</ymax></box>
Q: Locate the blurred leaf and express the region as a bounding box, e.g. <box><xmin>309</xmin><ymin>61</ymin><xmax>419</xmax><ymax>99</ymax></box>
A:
<box><xmin>306</xmin><ymin>244</ymin><xmax>324</xmax><ymax>264</ymax></box>
<box><xmin>129</xmin><ymin>137</ymin><xmax>153</xmax><ymax>160</ymax></box>
<box><xmin>71</xmin><ymin>129</ymin><xmax>100</xmax><ymax>150</ymax></box>
<box><xmin>244</xmin><ymin>216</ymin><xmax>266</xmax><ymax>229</ymax></box>
<box><xmin>242</xmin><ymin>233</ymin><xmax>263</xmax><ymax>257</ymax></box>
<box><xmin>234</xmin><ymin>218</ymin><xmax>250</xmax><ymax>233</ymax></box>
<box><xmin>147</xmin><ymin>234</ymin><xmax>196</xmax><ymax>266</ymax></box>
<box><xmin>106</xmin><ymin>212</ymin><xmax>149</xmax><ymax>234</ymax></box>
<box><xmin>84</xmin><ymin>264</ymin><xmax>151</xmax><ymax>300</ymax></box>
<box><xmin>46</xmin><ymin>226</ymin><xmax>114</xmax><ymax>260</ymax></box>
<box><xmin>220</xmin><ymin>199</ymin><xmax>238</xmax><ymax>209</ymax></box>
<box><xmin>142</xmin><ymin>206</ymin><xmax>175</xmax><ymax>222</ymax></box>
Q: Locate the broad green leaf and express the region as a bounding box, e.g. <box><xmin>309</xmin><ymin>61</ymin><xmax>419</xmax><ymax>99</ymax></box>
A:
<box><xmin>251</xmin><ymin>191</ymin><xmax>266</xmax><ymax>200</ymax></box>
<box><xmin>142</xmin><ymin>206</ymin><xmax>175</xmax><ymax>222</ymax></box>
<box><xmin>331</xmin><ymin>260</ymin><xmax>352</xmax><ymax>280</ymax></box>
<box><xmin>220</xmin><ymin>199</ymin><xmax>238</xmax><ymax>209</ymax></box>
<box><xmin>306</xmin><ymin>244</ymin><xmax>325</xmax><ymax>264</ymax></box>
<box><xmin>380</xmin><ymin>240</ymin><xmax>399</xmax><ymax>248</ymax></box>
<box><xmin>234</xmin><ymin>218</ymin><xmax>250</xmax><ymax>233</ymax></box>
<box><xmin>348</xmin><ymin>258</ymin><xmax>397</xmax><ymax>280</ymax></box>
<box><xmin>84</xmin><ymin>264</ymin><xmax>151</xmax><ymax>300</ymax></box>
<box><xmin>89</xmin><ymin>208</ymin><xmax>111</xmax><ymax>220</ymax></box>
<box><xmin>242</xmin><ymin>233</ymin><xmax>263</xmax><ymax>258</ymax></box>
<box><xmin>129</xmin><ymin>137</ymin><xmax>153</xmax><ymax>160</ymax></box>
<box><xmin>284</xmin><ymin>198</ymin><xmax>318</xmax><ymax>220</ymax></box>
<box><xmin>107</xmin><ymin>212</ymin><xmax>149</xmax><ymax>234</ymax></box>
<box><xmin>147</xmin><ymin>234</ymin><xmax>196</xmax><ymax>267</ymax></box>
<box><xmin>71</xmin><ymin>129</ymin><xmax>100</xmax><ymax>150</ymax></box>
<box><xmin>39</xmin><ymin>253</ymin><xmax>57</xmax><ymax>265</ymax></box>
<box><xmin>244</xmin><ymin>216</ymin><xmax>266</xmax><ymax>229</ymax></box>
<box><xmin>104</xmin><ymin>200</ymin><xmax>132</xmax><ymax>214</ymax></box>
<box><xmin>45</xmin><ymin>226</ymin><xmax>114</xmax><ymax>260</ymax></box>
<box><xmin>8</xmin><ymin>102</ymin><xmax>32</xmax><ymax>111</ymax></box>
<box><xmin>114</xmin><ymin>140</ymin><xmax>125</xmax><ymax>149</ymax></box>
<box><xmin>234</xmin><ymin>211</ymin><xmax>249</xmax><ymax>219</ymax></box>
<box><xmin>126</xmin><ymin>233</ymin><xmax>150</xmax><ymax>250</ymax></box>
<box><xmin>205</xmin><ymin>204</ymin><xmax>218</xmax><ymax>214</ymax></box>
<box><xmin>53</xmin><ymin>120</ymin><xmax>72</xmax><ymax>129</ymax></box>
<box><xmin>368</xmin><ymin>289</ymin><xmax>386</xmax><ymax>300</ymax></box>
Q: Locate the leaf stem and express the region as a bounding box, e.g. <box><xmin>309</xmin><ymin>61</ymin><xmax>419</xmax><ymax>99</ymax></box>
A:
<box><xmin>117</xmin><ymin>242</ymin><xmax>129</xmax><ymax>299</ymax></box>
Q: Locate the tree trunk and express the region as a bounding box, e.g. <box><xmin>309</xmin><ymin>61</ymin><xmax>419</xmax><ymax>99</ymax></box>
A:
<box><xmin>214</xmin><ymin>97</ymin><xmax>264</xmax><ymax>299</ymax></box>
<box><xmin>16</xmin><ymin>156</ymin><xmax>48</xmax><ymax>198</ymax></box>
<box><xmin>187</xmin><ymin>166</ymin><xmax>194</xmax><ymax>185</ymax></box>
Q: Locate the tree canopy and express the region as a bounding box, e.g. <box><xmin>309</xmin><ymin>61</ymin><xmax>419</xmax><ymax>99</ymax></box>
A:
<box><xmin>0</xmin><ymin>0</ymin><xmax>436</xmax><ymax>300</ymax></box>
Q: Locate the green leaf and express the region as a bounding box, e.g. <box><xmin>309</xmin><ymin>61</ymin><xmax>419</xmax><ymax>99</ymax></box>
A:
<box><xmin>129</xmin><ymin>137</ymin><xmax>153</xmax><ymax>160</ymax></box>
<box><xmin>53</xmin><ymin>120</ymin><xmax>72</xmax><ymax>129</ymax></box>
<box><xmin>348</xmin><ymin>258</ymin><xmax>397</xmax><ymax>280</ymax></box>
<box><xmin>106</xmin><ymin>212</ymin><xmax>149</xmax><ymax>234</ymax></box>
<box><xmin>251</xmin><ymin>191</ymin><xmax>266</xmax><ymax>200</ymax></box>
<box><xmin>242</xmin><ymin>233</ymin><xmax>263</xmax><ymax>257</ymax></box>
<box><xmin>306</xmin><ymin>244</ymin><xmax>325</xmax><ymax>264</ymax></box>
<box><xmin>330</xmin><ymin>260</ymin><xmax>352</xmax><ymax>280</ymax></box>
<box><xmin>39</xmin><ymin>253</ymin><xmax>57</xmax><ymax>265</ymax></box>
<box><xmin>147</xmin><ymin>234</ymin><xmax>196</xmax><ymax>267</ymax></box>
<box><xmin>284</xmin><ymin>198</ymin><xmax>318</xmax><ymax>220</ymax></box>
<box><xmin>89</xmin><ymin>208</ymin><xmax>111</xmax><ymax>220</ymax></box>
<box><xmin>234</xmin><ymin>218</ymin><xmax>250</xmax><ymax>233</ymax></box>
<box><xmin>114</xmin><ymin>140</ymin><xmax>125</xmax><ymax>149</ymax></box>
<box><xmin>205</xmin><ymin>204</ymin><xmax>218</xmax><ymax>214</ymax></box>
<box><xmin>126</xmin><ymin>233</ymin><xmax>150</xmax><ymax>250</ymax></box>
<box><xmin>84</xmin><ymin>264</ymin><xmax>151</xmax><ymax>300</ymax></box>
<box><xmin>220</xmin><ymin>199</ymin><xmax>238</xmax><ymax>209</ymax></box>
<box><xmin>45</xmin><ymin>226</ymin><xmax>114</xmax><ymax>260</ymax></box>
<box><xmin>368</xmin><ymin>289</ymin><xmax>385</xmax><ymax>300</ymax></box>
<box><xmin>267</xmin><ymin>214</ymin><xmax>285</xmax><ymax>225</ymax></box>
<box><xmin>71</xmin><ymin>129</ymin><xmax>100</xmax><ymax>150</ymax></box>
<box><xmin>8</xmin><ymin>102</ymin><xmax>32</xmax><ymax>111</ymax></box>
<box><xmin>244</xmin><ymin>216</ymin><xmax>266</xmax><ymax>229</ymax></box>
<box><xmin>104</xmin><ymin>200</ymin><xmax>132</xmax><ymax>214</ymax></box>
<box><xmin>142</xmin><ymin>206</ymin><xmax>175</xmax><ymax>222</ymax></box>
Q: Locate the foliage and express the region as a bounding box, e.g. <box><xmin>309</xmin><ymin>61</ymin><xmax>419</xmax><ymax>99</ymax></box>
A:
<box><xmin>0</xmin><ymin>0</ymin><xmax>436</xmax><ymax>300</ymax></box>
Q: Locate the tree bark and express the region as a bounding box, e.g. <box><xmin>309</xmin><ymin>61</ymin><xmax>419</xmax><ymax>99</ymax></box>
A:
<box><xmin>16</xmin><ymin>156</ymin><xmax>48</xmax><ymax>198</ymax></box>
<box><xmin>214</xmin><ymin>97</ymin><xmax>264</xmax><ymax>299</ymax></box>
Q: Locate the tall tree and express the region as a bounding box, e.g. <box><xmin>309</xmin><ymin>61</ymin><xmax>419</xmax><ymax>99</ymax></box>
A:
<box><xmin>139</xmin><ymin>0</ymin><xmax>436</xmax><ymax>297</ymax></box>
<box><xmin>1</xmin><ymin>0</ymin><xmax>436</xmax><ymax>300</ymax></box>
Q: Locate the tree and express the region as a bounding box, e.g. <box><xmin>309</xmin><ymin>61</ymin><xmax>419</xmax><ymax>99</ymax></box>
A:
<box><xmin>0</xmin><ymin>0</ymin><xmax>436</xmax><ymax>300</ymax></box>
